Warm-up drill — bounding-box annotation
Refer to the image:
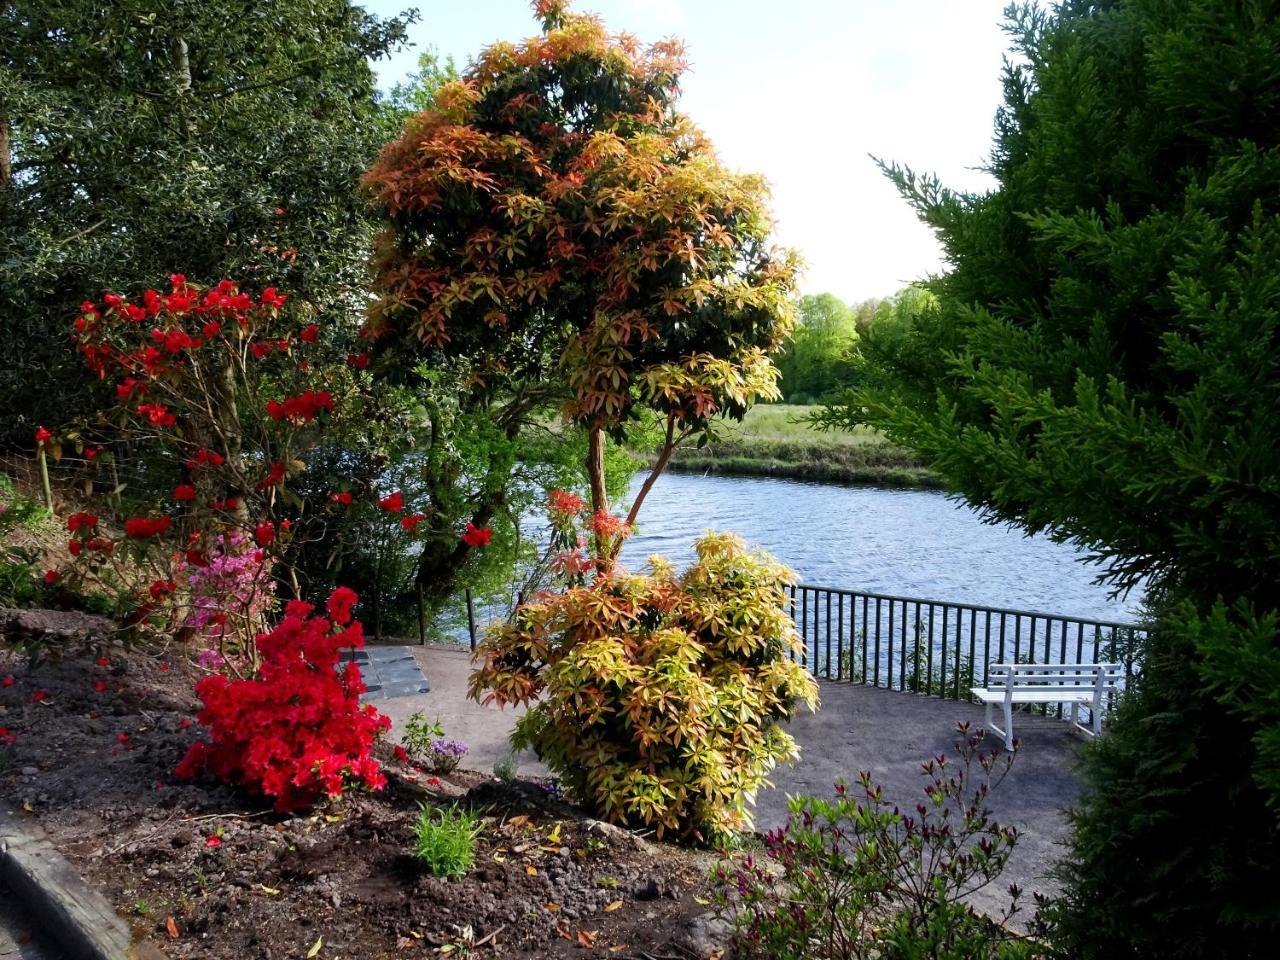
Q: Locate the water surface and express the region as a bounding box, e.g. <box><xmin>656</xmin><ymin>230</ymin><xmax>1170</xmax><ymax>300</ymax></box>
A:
<box><xmin>616</xmin><ymin>472</ymin><xmax>1141</xmax><ymax>623</ymax></box>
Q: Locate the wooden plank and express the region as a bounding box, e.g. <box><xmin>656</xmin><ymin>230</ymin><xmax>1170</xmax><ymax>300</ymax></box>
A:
<box><xmin>0</xmin><ymin>810</ymin><xmax>167</xmax><ymax>960</ymax></box>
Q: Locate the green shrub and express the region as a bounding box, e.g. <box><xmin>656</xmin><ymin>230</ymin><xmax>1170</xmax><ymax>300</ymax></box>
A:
<box><xmin>413</xmin><ymin>804</ymin><xmax>481</xmax><ymax>879</ymax></box>
<box><xmin>470</xmin><ymin>532</ymin><xmax>819</xmax><ymax>845</ymax></box>
<box><xmin>712</xmin><ymin>724</ymin><xmax>1037</xmax><ymax>960</ymax></box>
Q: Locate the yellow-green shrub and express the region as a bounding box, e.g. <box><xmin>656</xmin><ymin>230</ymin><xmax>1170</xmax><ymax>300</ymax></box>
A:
<box><xmin>469</xmin><ymin>532</ymin><xmax>818</xmax><ymax>844</ymax></box>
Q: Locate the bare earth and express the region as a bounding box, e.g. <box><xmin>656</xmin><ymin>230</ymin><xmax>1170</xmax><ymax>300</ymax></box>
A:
<box><xmin>396</xmin><ymin>644</ymin><xmax>1084</xmax><ymax>917</ymax></box>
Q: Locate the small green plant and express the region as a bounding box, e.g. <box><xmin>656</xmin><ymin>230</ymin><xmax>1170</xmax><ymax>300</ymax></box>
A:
<box><xmin>401</xmin><ymin>711</ymin><xmax>445</xmax><ymax>759</ymax></box>
<box><xmin>492</xmin><ymin>752</ymin><xmax>518</xmax><ymax>783</ymax></box>
<box><xmin>413</xmin><ymin>804</ymin><xmax>481</xmax><ymax>879</ymax></box>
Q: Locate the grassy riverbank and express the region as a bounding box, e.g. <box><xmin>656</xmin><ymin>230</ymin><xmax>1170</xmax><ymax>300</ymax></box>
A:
<box><xmin>663</xmin><ymin>404</ymin><xmax>941</xmax><ymax>488</ymax></box>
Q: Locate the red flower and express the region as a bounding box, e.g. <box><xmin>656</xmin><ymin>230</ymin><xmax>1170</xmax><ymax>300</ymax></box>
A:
<box><xmin>43</xmin><ymin>569</ymin><xmax>59</xmax><ymax>585</ymax></box>
<box><xmin>137</xmin><ymin>403</ymin><xmax>176</xmax><ymax>427</ymax></box>
<box><xmin>257</xmin><ymin>462</ymin><xmax>286</xmax><ymax>490</ymax></box>
<box><xmin>149</xmin><ymin>579</ymin><xmax>177</xmax><ymax>600</ymax></box>
<box><xmin>378</xmin><ymin>491</ymin><xmax>404</xmax><ymax>512</ymax></box>
<box><xmin>67</xmin><ymin>512</ymin><xmax>99</xmax><ymax>533</ymax></box>
<box><xmin>250</xmin><ymin>341</ymin><xmax>272</xmax><ymax>359</ymax></box>
<box><xmin>85</xmin><ymin>446</ymin><xmax>101</xmax><ymax>460</ymax></box>
<box><xmin>394</xmin><ymin>745</ymin><xmax>410</xmax><ymax>765</ymax></box>
<box><xmin>261</xmin><ymin>287</ymin><xmax>287</xmax><ymax>309</ymax></box>
<box><xmin>185</xmin><ymin>548</ymin><xmax>209</xmax><ymax>567</ymax></box>
<box><xmin>68</xmin><ymin>540</ymin><xmax>83</xmax><ymax>557</ymax></box>
<box><xmin>346</xmin><ymin>353</ymin><xmax>370</xmax><ymax>370</ymax></box>
<box><xmin>400</xmin><ymin>513</ymin><xmax>426</xmax><ymax>533</ymax></box>
<box><xmin>125</xmin><ymin>516</ymin><xmax>172</xmax><ymax>539</ymax></box>
<box><xmin>202</xmin><ymin>321</ymin><xmax>222</xmax><ymax>339</ymax></box>
<box><xmin>1</xmin><ymin>676</ymin><xmax>14</xmax><ymax>687</ymax></box>
<box><xmin>184</xmin><ymin>448</ymin><xmax>225</xmax><ymax>470</ymax></box>
<box><xmin>265</xmin><ymin>390</ymin><xmax>333</xmax><ymax>424</ymax></box>
<box><xmin>462</xmin><ymin>522</ymin><xmax>492</xmax><ymax>548</ymax></box>
<box><xmin>116</xmin><ymin>378</ymin><xmax>144</xmax><ymax>401</ymax></box>
<box><xmin>204</xmin><ymin>835</ymin><xmax>222</xmax><ymax>849</ymax></box>
<box><xmin>327</xmin><ymin>586</ymin><xmax>358</xmax><ymax>625</ymax></box>
<box><xmin>32</xmin><ymin>689</ymin><xmax>48</xmax><ymax>703</ymax></box>
<box><xmin>590</xmin><ymin>510</ymin><xmax>631</xmax><ymax>540</ymax></box>
<box><xmin>330</xmin><ymin>491</ymin><xmax>353</xmax><ymax>506</ymax></box>
<box><xmin>96</xmin><ymin>658</ymin><xmax>108</xmax><ymax>667</ymax></box>
<box><xmin>299</xmin><ymin>323</ymin><xmax>319</xmax><ymax>343</ymax></box>
<box><xmin>548</xmin><ymin>488</ymin><xmax>586</xmax><ymax>519</ymax></box>
<box><xmin>173</xmin><ymin>484</ymin><xmax>197</xmax><ymax>502</ymax></box>
<box><xmin>94</xmin><ymin>681</ymin><xmax>107</xmax><ymax>692</ymax></box>
<box><xmin>34</xmin><ymin>426</ymin><xmax>52</xmax><ymax>444</ymax></box>
<box><xmin>254</xmin><ymin>521</ymin><xmax>275</xmax><ymax>547</ymax></box>
<box><xmin>116</xmin><ymin>732</ymin><xmax>129</xmax><ymax>744</ymax></box>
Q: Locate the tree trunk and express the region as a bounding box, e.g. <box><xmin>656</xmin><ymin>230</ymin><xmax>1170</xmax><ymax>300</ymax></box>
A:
<box><xmin>0</xmin><ymin>117</ymin><xmax>11</xmax><ymax>189</ymax></box>
<box><xmin>587</xmin><ymin>423</ymin><xmax>609</xmax><ymax>565</ymax></box>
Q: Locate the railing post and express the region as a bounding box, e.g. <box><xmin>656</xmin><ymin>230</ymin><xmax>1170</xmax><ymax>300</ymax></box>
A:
<box><xmin>466</xmin><ymin>588</ymin><xmax>477</xmax><ymax>651</ymax></box>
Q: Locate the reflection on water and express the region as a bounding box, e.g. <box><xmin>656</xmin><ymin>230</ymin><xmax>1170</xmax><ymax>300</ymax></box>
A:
<box><xmin>616</xmin><ymin>472</ymin><xmax>1142</xmax><ymax>623</ymax></box>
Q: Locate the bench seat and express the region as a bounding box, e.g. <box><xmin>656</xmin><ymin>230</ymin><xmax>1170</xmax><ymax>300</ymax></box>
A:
<box><xmin>971</xmin><ymin>663</ymin><xmax>1123</xmax><ymax>749</ymax></box>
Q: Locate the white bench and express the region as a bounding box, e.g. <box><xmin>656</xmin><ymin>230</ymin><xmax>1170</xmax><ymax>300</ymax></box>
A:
<box><xmin>971</xmin><ymin>663</ymin><xmax>1124</xmax><ymax>749</ymax></box>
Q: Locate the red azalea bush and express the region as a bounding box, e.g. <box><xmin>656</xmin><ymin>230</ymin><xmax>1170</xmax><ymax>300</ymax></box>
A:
<box><xmin>176</xmin><ymin>587</ymin><xmax>390</xmax><ymax>811</ymax></box>
<box><xmin>51</xmin><ymin>274</ymin><xmax>364</xmax><ymax>658</ymax></box>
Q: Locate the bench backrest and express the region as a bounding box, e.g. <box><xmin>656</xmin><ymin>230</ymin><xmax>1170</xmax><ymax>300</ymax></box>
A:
<box><xmin>986</xmin><ymin>663</ymin><xmax>1124</xmax><ymax>689</ymax></box>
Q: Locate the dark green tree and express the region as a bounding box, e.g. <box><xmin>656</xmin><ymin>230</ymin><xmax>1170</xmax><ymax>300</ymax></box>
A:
<box><xmin>817</xmin><ymin>2</ymin><xmax>1280</xmax><ymax>957</ymax></box>
<box><xmin>0</xmin><ymin>0</ymin><xmax>413</xmax><ymax>446</ymax></box>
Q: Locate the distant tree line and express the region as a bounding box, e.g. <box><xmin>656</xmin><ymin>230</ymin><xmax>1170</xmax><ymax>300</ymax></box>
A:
<box><xmin>772</xmin><ymin>287</ymin><xmax>936</xmax><ymax>404</ymax></box>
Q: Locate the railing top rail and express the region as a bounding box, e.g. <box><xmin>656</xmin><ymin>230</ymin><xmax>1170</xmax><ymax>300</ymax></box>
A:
<box><xmin>793</xmin><ymin>583</ymin><xmax>1144</xmax><ymax>632</ymax></box>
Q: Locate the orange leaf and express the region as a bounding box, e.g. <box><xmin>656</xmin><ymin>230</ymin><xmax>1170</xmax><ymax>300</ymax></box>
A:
<box><xmin>165</xmin><ymin>916</ymin><xmax>179</xmax><ymax>940</ymax></box>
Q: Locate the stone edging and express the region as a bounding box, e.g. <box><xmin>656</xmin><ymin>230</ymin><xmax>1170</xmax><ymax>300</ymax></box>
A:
<box><xmin>0</xmin><ymin>808</ymin><xmax>167</xmax><ymax>960</ymax></box>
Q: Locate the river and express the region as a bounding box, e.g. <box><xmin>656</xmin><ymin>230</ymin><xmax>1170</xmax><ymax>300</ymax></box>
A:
<box><xmin>616</xmin><ymin>472</ymin><xmax>1143</xmax><ymax>623</ymax></box>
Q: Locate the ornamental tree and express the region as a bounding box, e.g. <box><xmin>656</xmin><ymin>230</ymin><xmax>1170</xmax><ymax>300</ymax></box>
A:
<box><xmin>364</xmin><ymin>0</ymin><xmax>798</xmax><ymax>570</ymax></box>
<box><xmin>815</xmin><ymin>2</ymin><xmax>1280</xmax><ymax>955</ymax></box>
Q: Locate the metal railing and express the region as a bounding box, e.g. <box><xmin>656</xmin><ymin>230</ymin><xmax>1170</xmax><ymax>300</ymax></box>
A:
<box><xmin>787</xmin><ymin>583</ymin><xmax>1143</xmax><ymax>706</ymax></box>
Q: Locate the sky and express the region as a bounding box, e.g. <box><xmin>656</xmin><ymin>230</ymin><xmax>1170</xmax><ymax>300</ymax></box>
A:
<box><xmin>360</xmin><ymin>0</ymin><xmax>1016</xmax><ymax>304</ymax></box>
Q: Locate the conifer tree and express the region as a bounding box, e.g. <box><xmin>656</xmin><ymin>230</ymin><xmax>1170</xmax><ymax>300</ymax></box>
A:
<box><xmin>818</xmin><ymin>2</ymin><xmax>1280</xmax><ymax>955</ymax></box>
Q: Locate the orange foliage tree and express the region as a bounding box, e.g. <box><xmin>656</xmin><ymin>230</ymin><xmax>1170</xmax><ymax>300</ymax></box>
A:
<box><xmin>363</xmin><ymin>0</ymin><xmax>798</xmax><ymax>569</ymax></box>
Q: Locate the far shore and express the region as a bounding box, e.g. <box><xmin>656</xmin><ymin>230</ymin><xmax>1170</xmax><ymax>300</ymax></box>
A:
<box><xmin>655</xmin><ymin>404</ymin><xmax>942</xmax><ymax>489</ymax></box>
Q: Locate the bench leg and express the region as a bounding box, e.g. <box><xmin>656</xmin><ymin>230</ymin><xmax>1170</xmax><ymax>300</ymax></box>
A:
<box><xmin>1003</xmin><ymin>700</ymin><xmax>1014</xmax><ymax>750</ymax></box>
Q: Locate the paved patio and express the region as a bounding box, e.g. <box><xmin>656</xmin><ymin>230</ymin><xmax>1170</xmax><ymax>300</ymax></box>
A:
<box><xmin>378</xmin><ymin>643</ymin><xmax>1084</xmax><ymax>914</ymax></box>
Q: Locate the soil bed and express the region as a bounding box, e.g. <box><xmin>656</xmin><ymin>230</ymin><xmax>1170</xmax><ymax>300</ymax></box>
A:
<box><xmin>0</xmin><ymin>631</ymin><xmax>721</xmax><ymax>959</ymax></box>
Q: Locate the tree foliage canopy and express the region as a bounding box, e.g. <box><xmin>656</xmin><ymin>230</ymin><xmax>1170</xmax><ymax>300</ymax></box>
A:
<box><xmin>363</xmin><ymin>0</ymin><xmax>797</xmax><ymax>556</ymax></box>
<box><xmin>0</xmin><ymin>0</ymin><xmax>412</xmax><ymax>444</ymax></box>
<box><xmin>818</xmin><ymin>2</ymin><xmax>1280</xmax><ymax>955</ymax></box>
